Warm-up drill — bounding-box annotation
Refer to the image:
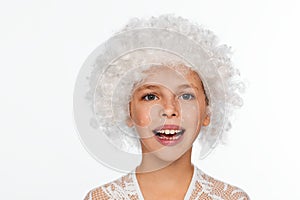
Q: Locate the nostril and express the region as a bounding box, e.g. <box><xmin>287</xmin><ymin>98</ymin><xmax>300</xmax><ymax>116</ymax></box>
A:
<box><xmin>161</xmin><ymin>113</ymin><xmax>177</xmax><ymax>117</ymax></box>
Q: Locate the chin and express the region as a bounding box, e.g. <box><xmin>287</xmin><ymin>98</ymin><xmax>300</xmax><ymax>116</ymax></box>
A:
<box><xmin>153</xmin><ymin>147</ymin><xmax>189</xmax><ymax>163</ymax></box>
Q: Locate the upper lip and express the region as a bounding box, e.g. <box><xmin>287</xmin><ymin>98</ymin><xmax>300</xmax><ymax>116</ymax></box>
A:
<box><xmin>153</xmin><ymin>124</ymin><xmax>184</xmax><ymax>131</ymax></box>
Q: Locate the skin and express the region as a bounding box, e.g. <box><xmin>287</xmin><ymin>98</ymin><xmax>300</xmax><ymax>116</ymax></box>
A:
<box><xmin>127</xmin><ymin>65</ymin><xmax>210</xmax><ymax>199</ymax></box>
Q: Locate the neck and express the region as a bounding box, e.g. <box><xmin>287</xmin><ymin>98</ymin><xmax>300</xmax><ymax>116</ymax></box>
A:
<box><xmin>136</xmin><ymin>147</ymin><xmax>194</xmax><ymax>183</ymax></box>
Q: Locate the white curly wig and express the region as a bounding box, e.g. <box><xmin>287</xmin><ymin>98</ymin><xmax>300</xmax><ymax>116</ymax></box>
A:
<box><xmin>73</xmin><ymin>15</ymin><xmax>245</xmax><ymax>169</ymax></box>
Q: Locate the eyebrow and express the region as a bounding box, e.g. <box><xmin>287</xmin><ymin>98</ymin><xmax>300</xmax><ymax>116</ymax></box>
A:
<box><xmin>177</xmin><ymin>84</ymin><xmax>197</xmax><ymax>89</ymax></box>
<box><xmin>135</xmin><ymin>85</ymin><xmax>160</xmax><ymax>92</ymax></box>
<box><xmin>135</xmin><ymin>84</ymin><xmax>199</xmax><ymax>92</ymax></box>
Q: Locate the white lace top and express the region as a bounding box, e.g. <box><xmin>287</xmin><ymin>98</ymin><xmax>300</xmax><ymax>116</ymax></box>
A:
<box><xmin>84</xmin><ymin>167</ymin><xmax>249</xmax><ymax>200</ymax></box>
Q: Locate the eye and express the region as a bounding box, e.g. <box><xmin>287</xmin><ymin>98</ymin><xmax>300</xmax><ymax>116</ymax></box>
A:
<box><xmin>142</xmin><ymin>94</ymin><xmax>158</xmax><ymax>101</ymax></box>
<box><xmin>179</xmin><ymin>93</ymin><xmax>195</xmax><ymax>100</ymax></box>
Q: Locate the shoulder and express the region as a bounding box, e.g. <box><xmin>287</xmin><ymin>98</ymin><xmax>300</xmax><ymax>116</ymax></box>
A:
<box><xmin>192</xmin><ymin>167</ymin><xmax>250</xmax><ymax>200</ymax></box>
<box><xmin>84</xmin><ymin>173</ymin><xmax>138</xmax><ymax>200</ymax></box>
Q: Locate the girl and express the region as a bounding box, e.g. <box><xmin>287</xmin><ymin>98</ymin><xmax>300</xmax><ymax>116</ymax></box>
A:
<box><xmin>74</xmin><ymin>15</ymin><xmax>249</xmax><ymax>200</ymax></box>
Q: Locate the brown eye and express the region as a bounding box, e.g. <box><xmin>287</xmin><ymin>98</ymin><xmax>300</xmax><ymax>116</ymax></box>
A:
<box><xmin>142</xmin><ymin>94</ymin><xmax>158</xmax><ymax>101</ymax></box>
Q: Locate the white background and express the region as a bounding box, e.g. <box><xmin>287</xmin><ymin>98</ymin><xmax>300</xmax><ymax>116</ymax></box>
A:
<box><xmin>1</xmin><ymin>0</ymin><xmax>300</xmax><ymax>199</ymax></box>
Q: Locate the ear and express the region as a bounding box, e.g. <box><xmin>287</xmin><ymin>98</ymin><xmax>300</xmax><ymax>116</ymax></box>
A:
<box><xmin>202</xmin><ymin>115</ymin><xmax>210</xmax><ymax>126</ymax></box>
<box><xmin>126</xmin><ymin>102</ymin><xmax>134</xmax><ymax>127</ymax></box>
<box><xmin>126</xmin><ymin>116</ymin><xmax>134</xmax><ymax>127</ymax></box>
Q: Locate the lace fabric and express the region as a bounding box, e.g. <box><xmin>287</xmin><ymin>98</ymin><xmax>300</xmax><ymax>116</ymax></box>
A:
<box><xmin>84</xmin><ymin>166</ymin><xmax>249</xmax><ymax>200</ymax></box>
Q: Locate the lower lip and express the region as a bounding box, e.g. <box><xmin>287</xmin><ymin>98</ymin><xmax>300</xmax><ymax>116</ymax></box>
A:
<box><xmin>153</xmin><ymin>133</ymin><xmax>184</xmax><ymax>146</ymax></box>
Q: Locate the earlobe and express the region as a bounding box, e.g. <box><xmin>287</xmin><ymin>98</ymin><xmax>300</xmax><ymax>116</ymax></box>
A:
<box><xmin>126</xmin><ymin>117</ymin><xmax>134</xmax><ymax>127</ymax></box>
<box><xmin>202</xmin><ymin>115</ymin><xmax>210</xmax><ymax>126</ymax></box>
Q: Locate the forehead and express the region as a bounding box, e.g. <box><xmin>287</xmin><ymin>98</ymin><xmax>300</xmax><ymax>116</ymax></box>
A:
<box><xmin>135</xmin><ymin>65</ymin><xmax>203</xmax><ymax>91</ymax></box>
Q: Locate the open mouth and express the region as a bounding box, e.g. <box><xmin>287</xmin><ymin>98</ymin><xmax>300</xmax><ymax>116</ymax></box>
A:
<box><xmin>152</xmin><ymin>125</ymin><xmax>185</xmax><ymax>146</ymax></box>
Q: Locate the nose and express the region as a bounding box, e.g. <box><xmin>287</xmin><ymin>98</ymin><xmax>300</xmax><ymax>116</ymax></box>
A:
<box><xmin>160</xmin><ymin>97</ymin><xmax>179</xmax><ymax>118</ymax></box>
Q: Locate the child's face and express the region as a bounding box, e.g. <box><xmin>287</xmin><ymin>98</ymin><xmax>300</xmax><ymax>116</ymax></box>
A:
<box><xmin>127</xmin><ymin>65</ymin><xmax>210</xmax><ymax>162</ymax></box>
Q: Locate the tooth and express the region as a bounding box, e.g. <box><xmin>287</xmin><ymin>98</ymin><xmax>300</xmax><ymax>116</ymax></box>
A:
<box><xmin>165</xmin><ymin>130</ymin><xmax>170</xmax><ymax>134</ymax></box>
<box><xmin>170</xmin><ymin>130</ymin><xmax>175</xmax><ymax>134</ymax></box>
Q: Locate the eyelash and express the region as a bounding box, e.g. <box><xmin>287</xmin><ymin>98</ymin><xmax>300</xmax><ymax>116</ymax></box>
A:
<box><xmin>179</xmin><ymin>93</ymin><xmax>195</xmax><ymax>100</ymax></box>
<box><xmin>142</xmin><ymin>93</ymin><xmax>158</xmax><ymax>101</ymax></box>
<box><xmin>141</xmin><ymin>93</ymin><xmax>195</xmax><ymax>101</ymax></box>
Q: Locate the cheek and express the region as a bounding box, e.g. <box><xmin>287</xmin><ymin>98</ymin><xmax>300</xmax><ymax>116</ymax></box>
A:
<box><xmin>181</xmin><ymin>104</ymin><xmax>200</xmax><ymax>119</ymax></box>
<box><xmin>181</xmin><ymin>103</ymin><xmax>204</xmax><ymax>135</ymax></box>
<box><xmin>131</xmin><ymin>105</ymin><xmax>152</xmax><ymax>127</ymax></box>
